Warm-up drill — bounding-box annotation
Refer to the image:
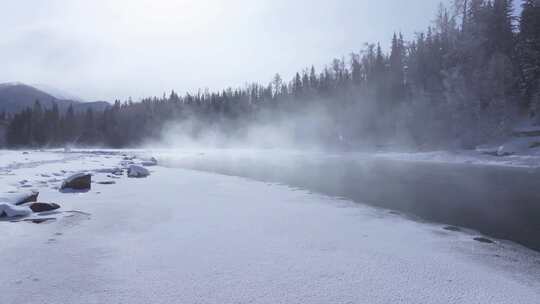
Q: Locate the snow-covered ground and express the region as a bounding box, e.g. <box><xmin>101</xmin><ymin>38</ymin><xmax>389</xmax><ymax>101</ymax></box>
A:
<box><xmin>0</xmin><ymin>150</ymin><xmax>70</xmax><ymax>168</ymax></box>
<box><xmin>1</xmin><ymin>150</ymin><xmax>540</xmax><ymax>303</ymax></box>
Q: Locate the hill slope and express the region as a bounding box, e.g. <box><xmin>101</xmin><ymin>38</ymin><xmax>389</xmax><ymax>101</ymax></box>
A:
<box><xmin>0</xmin><ymin>83</ymin><xmax>109</xmax><ymax>114</ymax></box>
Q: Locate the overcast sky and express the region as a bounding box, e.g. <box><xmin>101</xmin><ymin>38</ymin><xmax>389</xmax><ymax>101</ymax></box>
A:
<box><xmin>0</xmin><ymin>0</ymin><xmax>453</xmax><ymax>101</ymax></box>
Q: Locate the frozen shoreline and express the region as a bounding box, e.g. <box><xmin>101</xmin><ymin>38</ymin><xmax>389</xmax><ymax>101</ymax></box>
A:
<box><xmin>373</xmin><ymin>149</ymin><xmax>540</xmax><ymax>168</ymax></box>
<box><xmin>1</xmin><ymin>150</ymin><xmax>540</xmax><ymax>303</ymax></box>
<box><xmin>156</xmin><ymin>149</ymin><xmax>540</xmax><ymax>251</ymax></box>
<box><xmin>8</xmin><ymin>146</ymin><xmax>538</xmax><ymax>169</ymax></box>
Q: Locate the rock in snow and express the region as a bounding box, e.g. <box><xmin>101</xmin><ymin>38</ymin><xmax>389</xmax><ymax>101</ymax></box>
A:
<box><xmin>497</xmin><ymin>138</ymin><xmax>539</xmax><ymax>156</ymax></box>
<box><xmin>0</xmin><ymin>203</ymin><xmax>32</xmax><ymax>218</ymax></box>
<box><xmin>29</xmin><ymin>202</ymin><xmax>61</xmax><ymax>213</ymax></box>
<box><xmin>97</xmin><ymin>181</ymin><xmax>116</xmax><ymax>185</ymax></box>
<box><xmin>0</xmin><ymin>190</ymin><xmax>39</xmax><ymax>205</ymax></box>
<box><xmin>141</xmin><ymin>157</ymin><xmax>158</xmax><ymax>167</ymax></box>
<box><xmin>127</xmin><ymin>165</ymin><xmax>150</xmax><ymax>178</ymax></box>
<box><xmin>61</xmin><ymin>173</ymin><xmax>92</xmax><ymax>190</ymax></box>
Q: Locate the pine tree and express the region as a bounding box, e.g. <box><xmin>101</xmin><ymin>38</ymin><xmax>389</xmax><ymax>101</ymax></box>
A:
<box><xmin>31</xmin><ymin>100</ymin><xmax>46</xmax><ymax>146</ymax></box>
<box><xmin>271</xmin><ymin>73</ymin><xmax>283</xmax><ymax>98</ymax></box>
<box><xmin>293</xmin><ymin>72</ymin><xmax>303</xmax><ymax>97</ymax></box>
<box><xmin>351</xmin><ymin>53</ymin><xmax>362</xmax><ymax>85</ymax></box>
<box><xmin>519</xmin><ymin>0</ymin><xmax>540</xmax><ymax>113</ymax></box>
<box><xmin>309</xmin><ymin>66</ymin><xmax>318</xmax><ymax>89</ymax></box>
<box><xmin>389</xmin><ymin>33</ymin><xmax>406</xmax><ymax>103</ymax></box>
<box><xmin>63</xmin><ymin>104</ymin><xmax>77</xmax><ymax>144</ymax></box>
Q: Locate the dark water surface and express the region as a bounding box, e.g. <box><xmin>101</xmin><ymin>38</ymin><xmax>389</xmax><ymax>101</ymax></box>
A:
<box><xmin>160</xmin><ymin>152</ymin><xmax>540</xmax><ymax>251</ymax></box>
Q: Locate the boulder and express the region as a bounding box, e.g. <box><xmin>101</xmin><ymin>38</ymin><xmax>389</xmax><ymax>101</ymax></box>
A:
<box><xmin>127</xmin><ymin>165</ymin><xmax>150</xmax><ymax>178</ymax></box>
<box><xmin>29</xmin><ymin>202</ymin><xmax>61</xmax><ymax>213</ymax></box>
<box><xmin>61</xmin><ymin>173</ymin><xmax>92</xmax><ymax>190</ymax></box>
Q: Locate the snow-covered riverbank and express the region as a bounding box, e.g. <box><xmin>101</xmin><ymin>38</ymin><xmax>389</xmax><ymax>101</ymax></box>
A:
<box><xmin>1</xmin><ymin>150</ymin><xmax>540</xmax><ymax>303</ymax></box>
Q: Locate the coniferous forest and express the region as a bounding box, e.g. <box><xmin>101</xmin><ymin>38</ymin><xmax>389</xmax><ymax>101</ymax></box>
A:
<box><xmin>3</xmin><ymin>0</ymin><xmax>540</xmax><ymax>149</ymax></box>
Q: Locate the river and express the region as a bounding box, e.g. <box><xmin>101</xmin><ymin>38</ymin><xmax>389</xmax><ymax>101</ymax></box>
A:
<box><xmin>157</xmin><ymin>150</ymin><xmax>540</xmax><ymax>251</ymax></box>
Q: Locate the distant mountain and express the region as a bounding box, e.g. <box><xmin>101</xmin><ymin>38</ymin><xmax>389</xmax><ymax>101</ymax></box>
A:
<box><xmin>31</xmin><ymin>84</ymin><xmax>86</xmax><ymax>102</ymax></box>
<box><xmin>0</xmin><ymin>82</ymin><xmax>110</xmax><ymax>114</ymax></box>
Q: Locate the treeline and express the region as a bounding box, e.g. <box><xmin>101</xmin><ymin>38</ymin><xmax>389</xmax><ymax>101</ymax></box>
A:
<box><xmin>4</xmin><ymin>0</ymin><xmax>540</xmax><ymax>149</ymax></box>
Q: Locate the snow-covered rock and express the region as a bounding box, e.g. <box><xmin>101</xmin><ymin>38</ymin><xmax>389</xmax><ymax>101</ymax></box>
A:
<box><xmin>127</xmin><ymin>165</ymin><xmax>150</xmax><ymax>178</ymax></box>
<box><xmin>61</xmin><ymin>173</ymin><xmax>92</xmax><ymax>190</ymax></box>
<box><xmin>0</xmin><ymin>203</ymin><xmax>32</xmax><ymax>218</ymax></box>
<box><xmin>497</xmin><ymin>137</ymin><xmax>540</xmax><ymax>156</ymax></box>
<box><xmin>0</xmin><ymin>190</ymin><xmax>39</xmax><ymax>205</ymax></box>
<box><xmin>141</xmin><ymin>157</ymin><xmax>158</xmax><ymax>167</ymax></box>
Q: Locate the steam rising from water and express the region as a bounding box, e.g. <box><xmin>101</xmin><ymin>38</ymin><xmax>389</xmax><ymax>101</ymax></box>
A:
<box><xmin>146</xmin><ymin>103</ymin><xmax>350</xmax><ymax>151</ymax></box>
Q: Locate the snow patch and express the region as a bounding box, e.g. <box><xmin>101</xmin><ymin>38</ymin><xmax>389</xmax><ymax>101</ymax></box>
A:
<box><xmin>0</xmin><ymin>203</ymin><xmax>31</xmax><ymax>218</ymax></box>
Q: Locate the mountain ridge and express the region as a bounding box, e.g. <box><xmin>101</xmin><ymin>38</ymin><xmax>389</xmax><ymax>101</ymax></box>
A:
<box><xmin>0</xmin><ymin>82</ymin><xmax>110</xmax><ymax>114</ymax></box>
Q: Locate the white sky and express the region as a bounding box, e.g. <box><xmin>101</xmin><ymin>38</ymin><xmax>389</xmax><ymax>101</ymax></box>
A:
<box><xmin>0</xmin><ymin>0</ymin><xmax>450</xmax><ymax>101</ymax></box>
